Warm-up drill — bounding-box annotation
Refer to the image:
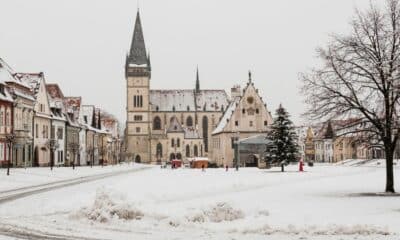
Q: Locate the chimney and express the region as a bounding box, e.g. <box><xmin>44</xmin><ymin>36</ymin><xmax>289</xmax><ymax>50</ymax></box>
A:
<box><xmin>231</xmin><ymin>85</ymin><xmax>241</xmax><ymax>99</ymax></box>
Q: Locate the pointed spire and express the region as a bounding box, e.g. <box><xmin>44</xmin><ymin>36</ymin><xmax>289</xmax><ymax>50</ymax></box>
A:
<box><xmin>248</xmin><ymin>70</ymin><xmax>252</xmax><ymax>83</ymax></box>
<box><xmin>128</xmin><ymin>10</ymin><xmax>147</xmax><ymax>65</ymax></box>
<box><xmin>324</xmin><ymin>121</ymin><xmax>334</xmax><ymax>139</ymax></box>
<box><xmin>195</xmin><ymin>66</ymin><xmax>200</xmax><ymax>93</ymax></box>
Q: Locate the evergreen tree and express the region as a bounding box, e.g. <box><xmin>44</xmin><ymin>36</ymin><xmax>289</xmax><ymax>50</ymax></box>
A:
<box><xmin>265</xmin><ymin>104</ymin><xmax>299</xmax><ymax>171</ymax></box>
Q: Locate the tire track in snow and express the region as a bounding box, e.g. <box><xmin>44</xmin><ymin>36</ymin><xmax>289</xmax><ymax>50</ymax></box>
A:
<box><xmin>0</xmin><ymin>166</ymin><xmax>151</xmax><ymax>204</ymax></box>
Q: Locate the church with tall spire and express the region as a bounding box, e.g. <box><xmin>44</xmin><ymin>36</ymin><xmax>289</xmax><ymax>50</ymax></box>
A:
<box><xmin>125</xmin><ymin>10</ymin><xmax>273</xmax><ymax>167</ymax></box>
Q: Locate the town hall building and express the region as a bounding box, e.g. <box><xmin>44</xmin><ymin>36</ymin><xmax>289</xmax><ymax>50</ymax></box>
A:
<box><xmin>125</xmin><ymin>11</ymin><xmax>273</xmax><ymax>167</ymax></box>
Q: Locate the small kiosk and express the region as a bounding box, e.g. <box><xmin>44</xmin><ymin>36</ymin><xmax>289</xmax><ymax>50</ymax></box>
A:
<box><xmin>190</xmin><ymin>157</ymin><xmax>209</xmax><ymax>169</ymax></box>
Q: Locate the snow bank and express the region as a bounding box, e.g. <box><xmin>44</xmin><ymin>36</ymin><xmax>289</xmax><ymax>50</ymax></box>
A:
<box><xmin>187</xmin><ymin>202</ymin><xmax>244</xmax><ymax>223</ymax></box>
<box><xmin>71</xmin><ymin>188</ymin><xmax>143</xmax><ymax>223</ymax></box>
<box><xmin>242</xmin><ymin>224</ymin><xmax>391</xmax><ymax>236</ymax></box>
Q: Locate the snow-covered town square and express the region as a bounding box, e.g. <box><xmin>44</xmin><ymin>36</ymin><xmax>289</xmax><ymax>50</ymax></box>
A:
<box><xmin>2</xmin><ymin>0</ymin><xmax>400</xmax><ymax>239</ymax></box>
<box><xmin>0</xmin><ymin>161</ymin><xmax>398</xmax><ymax>240</ymax></box>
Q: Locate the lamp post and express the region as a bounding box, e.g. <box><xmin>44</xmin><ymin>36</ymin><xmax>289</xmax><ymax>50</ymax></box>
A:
<box><xmin>6</xmin><ymin>133</ymin><xmax>15</xmax><ymax>176</ymax></box>
<box><xmin>69</xmin><ymin>142</ymin><xmax>79</xmax><ymax>170</ymax></box>
<box><xmin>46</xmin><ymin>139</ymin><xmax>59</xmax><ymax>171</ymax></box>
<box><xmin>234</xmin><ymin>131</ymin><xmax>240</xmax><ymax>171</ymax></box>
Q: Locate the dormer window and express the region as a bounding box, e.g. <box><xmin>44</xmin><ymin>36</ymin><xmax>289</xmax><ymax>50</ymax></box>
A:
<box><xmin>172</xmin><ymin>106</ymin><xmax>176</xmax><ymax>112</ymax></box>
<box><xmin>187</xmin><ymin>106</ymin><xmax>190</xmax><ymax>111</ymax></box>
<box><xmin>156</xmin><ymin>106</ymin><xmax>159</xmax><ymax>111</ymax></box>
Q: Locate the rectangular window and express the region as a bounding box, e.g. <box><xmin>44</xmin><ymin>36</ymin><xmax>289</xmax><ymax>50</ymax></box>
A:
<box><xmin>35</xmin><ymin>124</ymin><xmax>39</xmax><ymax>138</ymax></box>
<box><xmin>84</xmin><ymin>116</ymin><xmax>88</xmax><ymax>124</ymax></box>
<box><xmin>0</xmin><ymin>143</ymin><xmax>3</xmax><ymax>161</ymax></box>
<box><xmin>51</xmin><ymin>126</ymin><xmax>55</xmax><ymax>139</ymax></box>
<box><xmin>57</xmin><ymin>127</ymin><xmax>63</xmax><ymax>140</ymax></box>
<box><xmin>264</xmin><ymin>121</ymin><xmax>268</xmax><ymax>126</ymax></box>
<box><xmin>235</xmin><ymin>121</ymin><xmax>239</xmax><ymax>126</ymax></box>
<box><xmin>133</xmin><ymin>96</ymin><xmax>137</xmax><ymax>107</ymax></box>
<box><xmin>136</xmin><ymin>127</ymin><xmax>141</xmax><ymax>133</ymax></box>
<box><xmin>6</xmin><ymin>111</ymin><xmax>9</xmax><ymax>126</ymax></box>
<box><xmin>250</xmin><ymin>121</ymin><xmax>253</xmax><ymax>127</ymax></box>
<box><xmin>134</xmin><ymin>115</ymin><xmax>143</xmax><ymax>121</ymax></box>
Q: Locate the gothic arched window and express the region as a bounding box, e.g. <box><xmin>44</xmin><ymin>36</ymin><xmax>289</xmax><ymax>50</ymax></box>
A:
<box><xmin>153</xmin><ymin>116</ymin><xmax>161</xmax><ymax>130</ymax></box>
<box><xmin>171</xmin><ymin>139</ymin><xmax>175</xmax><ymax>147</ymax></box>
<box><xmin>186</xmin><ymin>145</ymin><xmax>190</xmax><ymax>157</ymax></box>
<box><xmin>177</xmin><ymin>138</ymin><xmax>180</xmax><ymax>148</ymax></box>
<box><xmin>202</xmin><ymin>116</ymin><xmax>209</xmax><ymax>152</ymax></box>
<box><xmin>186</xmin><ymin>116</ymin><xmax>193</xmax><ymax>127</ymax></box>
<box><xmin>194</xmin><ymin>145</ymin><xmax>199</xmax><ymax>157</ymax></box>
<box><xmin>156</xmin><ymin>143</ymin><xmax>163</xmax><ymax>158</ymax></box>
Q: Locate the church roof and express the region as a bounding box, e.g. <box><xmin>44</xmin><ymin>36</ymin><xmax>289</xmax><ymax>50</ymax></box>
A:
<box><xmin>150</xmin><ymin>89</ymin><xmax>229</xmax><ymax>112</ymax></box>
<box><xmin>127</xmin><ymin>10</ymin><xmax>148</xmax><ymax>66</ymax></box>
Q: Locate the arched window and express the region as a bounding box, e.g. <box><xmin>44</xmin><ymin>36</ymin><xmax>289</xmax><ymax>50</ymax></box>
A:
<box><xmin>135</xmin><ymin>155</ymin><xmax>141</xmax><ymax>163</ymax></box>
<box><xmin>177</xmin><ymin>138</ymin><xmax>180</xmax><ymax>147</ymax></box>
<box><xmin>186</xmin><ymin>116</ymin><xmax>193</xmax><ymax>127</ymax></box>
<box><xmin>171</xmin><ymin>139</ymin><xmax>175</xmax><ymax>147</ymax></box>
<box><xmin>176</xmin><ymin>153</ymin><xmax>182</xmax><ymax>160</ymax></box>
<box><xmin>156</xmin><ymin>143</ymin><xmax>163</xmax><ymax>158</ymax></box>
<box><xmin>185</xmin><ymin>145</ymin><xmax>190</xmax><ymax>157</ymax></box>
<box><xmin>202</xmin><ymin>116</ymin><xmax>209</xmax><ymax>152</ymax></box>
<box><xmin>194</xmin><ymin>145</ymin><xmax>199</xmax><ymax>157</ymax></box>
<box><xmin>153</xmin><ymin>116</ymin><xmax>161</xmax><ymax>130</ymax></box>
<box><xmin>170</xmin><ymin>153</ymin><xmax>176</xmax><ymax>160</ymax></box>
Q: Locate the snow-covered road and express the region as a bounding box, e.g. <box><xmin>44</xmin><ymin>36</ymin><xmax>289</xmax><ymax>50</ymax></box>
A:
<box><xmin>0</xmin><ymin>166</ymin><xmax>150</xmax><ymax>204</ymax></box>
<box><xmin>0</xmin><ymin>162</ymin><xmax>398</xmax><ymax>240</ymax></box>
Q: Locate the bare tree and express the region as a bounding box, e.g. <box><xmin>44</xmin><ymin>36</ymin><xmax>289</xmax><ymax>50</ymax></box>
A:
<box><xmin>301</xmin><ymin>0</ymin><xmax>400</xmax><ymax>193</ymax></box>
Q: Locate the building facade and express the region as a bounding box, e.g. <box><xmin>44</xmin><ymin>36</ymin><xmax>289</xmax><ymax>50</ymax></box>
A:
<box><xmin>125</xmin><ymin>11</ymin><xmax>229</xmax><ymax>164</ymax></box>
<box><xmin>211</xmin><ymin>79</ymin><xmax>273</xmax><ymax>167</ymax></box>
<box><xmin>16</xmin><ymin>73</ymin><xmax>52</xmax><ymax>167</ymax></box>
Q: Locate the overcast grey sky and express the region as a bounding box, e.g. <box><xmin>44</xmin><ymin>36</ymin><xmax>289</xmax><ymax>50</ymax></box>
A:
<box><xmin>0</xmin><ymin>0</ymin><xmax>384</xmax><ymax>125</ymax></box>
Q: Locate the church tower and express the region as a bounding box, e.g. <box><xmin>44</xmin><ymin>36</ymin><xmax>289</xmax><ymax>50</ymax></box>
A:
<box><xmin>125</xmin><ymin>10</ymin><xmax>151</xmax><ymax>163</ymax></box>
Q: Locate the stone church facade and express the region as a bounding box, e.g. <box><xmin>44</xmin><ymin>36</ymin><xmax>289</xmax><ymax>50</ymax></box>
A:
<box><xmin>125</xmin><ymin>11</ymin><xmax>272</xmax><ymax>165</ymax></box>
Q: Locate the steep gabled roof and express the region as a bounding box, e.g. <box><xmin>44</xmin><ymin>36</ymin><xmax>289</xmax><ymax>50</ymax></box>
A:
<box><xmin>14</xmin><ymin>72</ymin><xmax>45</xmax><ymax>97</ymax></box>
<box><xmin>46</xmin><ymin>84</ymin><xmax>65</xmax><ymax>99</ymax></box>
<box><xmin>212</xmin><ymin>96</ymin><xmax>240</xmax><ymax>135</ymax></box>
<box><xmin>167</xmin><ymin>116</ymin><xmax>184</xmax><ymax>133</ymax></box>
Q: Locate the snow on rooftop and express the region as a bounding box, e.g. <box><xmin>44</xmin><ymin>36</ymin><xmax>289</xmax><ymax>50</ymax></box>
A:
<box><xmin>212</xmin><ymin>97</ymin><xmax>240</xmax><ymax>135</ymax></box>
<box><xmin>150</xmin><ymin>89</ymin><xmax>229</xmax><ymax>112</ymax></box>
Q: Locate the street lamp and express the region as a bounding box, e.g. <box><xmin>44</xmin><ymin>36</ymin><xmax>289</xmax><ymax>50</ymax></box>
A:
<box><xmin>234</xmin><ymin>131</ymin><xmax>240</xmax><ymax>171</ymax></box>
<box><xmin>46</xmin><ymin>139</ymin><xmax>59</xmax><ymax>171</ymax></box>
<box><xmin>69</xmin><ymin>142</ymin><xmax>79</xmax><ymax>170</ymax></box>
<box><xmin>6</xmin><ymin>133</ymin><xmax>15</xmax><ymax>176</ymax></box>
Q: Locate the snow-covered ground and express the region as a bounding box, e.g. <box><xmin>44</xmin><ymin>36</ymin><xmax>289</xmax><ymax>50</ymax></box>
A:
<box><xmin>0</xmin><ymin>163</ymin><xmax>398</xmax><ymax>240</ymax></box>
